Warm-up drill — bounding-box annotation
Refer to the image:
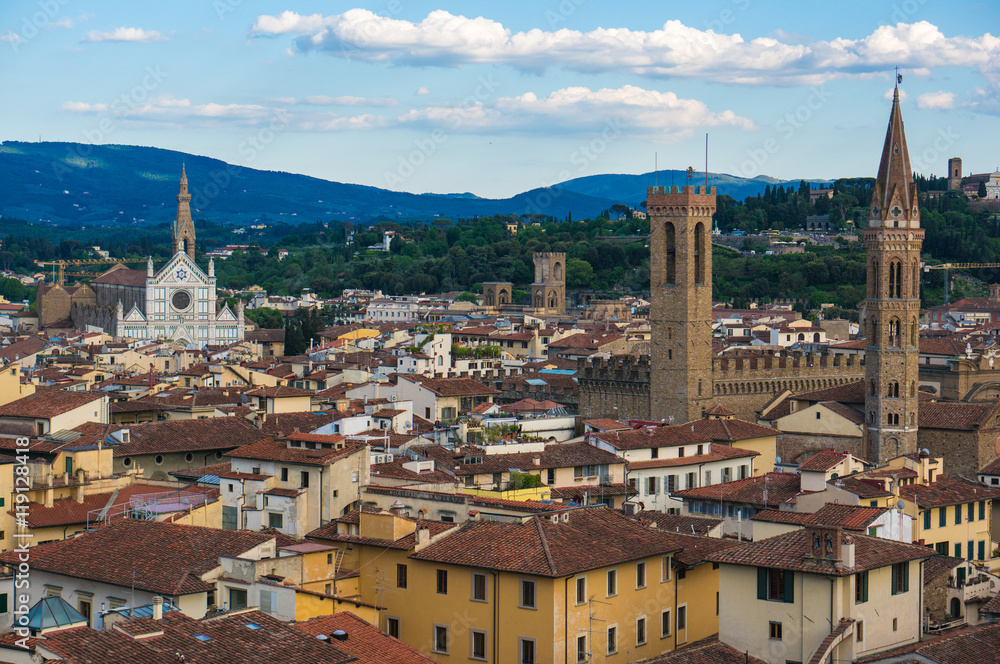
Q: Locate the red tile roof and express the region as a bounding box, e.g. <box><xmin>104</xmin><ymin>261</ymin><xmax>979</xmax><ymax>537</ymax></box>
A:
<box><xmin>797</xmin><ymin>450</ymin><xmax>851</xmax><ymax>472</ymax></box>
<box><xmin>919</xmin><ymin>401</ymin><xmax>1000</xmax><ymax>431</ymax></box>
<box><xmin>635</xmin><ymin>636</ymin><xmax>768</xmax><ymax>664</ymax></box>
<box><xmin>0</xmin><ymin>388</ymin><xmax>104</xmax><ymax>419</ymax></box>
<box><xmin>227</xmin><ymin>437</ymin><xmax>363</xmax><ymax>467</ymax></box>
<box><xmin>673</xmin><ymin>472</ymin><xmax>801</xmax><ymax>508</ymax></box>
<box><xmin>410</xmin><ymin>506</ymin><xmax>682</xmax><ymax>576</ymax></box>
<box><xmin>899</xmin><ymin>475</ymin><xmax>1000</xmax><ymax>508</ymax></box>
<box><xmin>400</xmin><ymin>375</ymin><xmax>498</xmax><ymax>397</ymax></box>
<box><xmin>39</xmin><ymin>609</ymin><xmax>354</xmax><ymax>664</ymax></box>
<box><xmin>17</xmin><ymin>483</ymin><xmax>215</xmax><ymax>528</ymax></box>
<box><xmin>708</xmin><ymin>530</ymin><xmax>934</xmax><ymax>576</ymax></box>
<box><xmin>0</xmin><ymin>520</ymin><xmax>275</xmax><ymax>595</ymax></box>
<box><xmin>295</xmin><ymin>611</ymin><xmax>437</xmax><ymax>663</ymax></box>
<box><xmin>72</xmin><ymin>417</ymin><xmax>270</xmax><ymax>457</ymax></box>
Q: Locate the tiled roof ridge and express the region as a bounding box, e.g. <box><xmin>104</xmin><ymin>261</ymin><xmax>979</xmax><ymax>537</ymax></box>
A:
<box><xmin>534</xmin><ymin>516</ymin><xmax>558</xmax><ymax>576</ymax></box>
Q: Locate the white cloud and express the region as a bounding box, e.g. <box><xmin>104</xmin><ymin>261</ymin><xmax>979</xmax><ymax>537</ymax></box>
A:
<box><xmin>301</xmin><ymin>95</ymin><xmax>397</xmax><ymax>106</ymax></box>
<box><xmin>397</xmin><ymin>85</ymin><xmax>754</xmax><ymax>138</ymax></box>
<box><xmin>884</xmin><ymin>88</ymin><xmax>908</xmax><ymax>101</ymax></box>
<box><xmin>0</xmin><ymin>32</ymin><xmax>20</xmax><ymax>42</ymax></box>
<box><xmin>916</xmin><ymin>91</ymin><xmax>956</xmax><ymax>109</ymax></box>
<box><xmin>416</xmin><ymin>86</ymin><xmax>430</xmax><ymax>96</ymax></box>
<box><xmin>84</xmin><ymin>27</ymin><xmax>167</xmax><ymax>43</ymax></box>
<box><xmin>250</xmin><ymin>12</ymin><xmax>1000</xmax><ymax>86</ymax></box>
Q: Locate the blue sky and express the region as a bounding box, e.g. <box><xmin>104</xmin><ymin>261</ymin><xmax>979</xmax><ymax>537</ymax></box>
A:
<box><xmin>3</xmin><ymin>0</ymin><xmax>999</xmax><ymax>198</ymax></box>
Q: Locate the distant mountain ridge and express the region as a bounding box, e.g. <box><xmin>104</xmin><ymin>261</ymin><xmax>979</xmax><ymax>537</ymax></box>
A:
<box><xmin>0</xmin><ymin>141</ymin><xmax>831</xmax><ymax>227</ymax></box>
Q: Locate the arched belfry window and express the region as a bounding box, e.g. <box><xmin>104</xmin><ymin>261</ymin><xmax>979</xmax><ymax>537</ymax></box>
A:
<box><xmin>889</xmin><ymin>260</ymin><xmax>902</xmax><ymax>298</ymax></box>
<box><xmin>889</xmin><ymin>318</ymin><xmax>901</xmax><ymax>347</ymax></box>
<box><xmin>694</xmin><ymin>222</ymin><xmax>705</xmax><ymax>285</ymax></box>
<box><xmin>664</xmin><ymin>222</ymin><xmax>676</xmax><ymax>285</ymax></box>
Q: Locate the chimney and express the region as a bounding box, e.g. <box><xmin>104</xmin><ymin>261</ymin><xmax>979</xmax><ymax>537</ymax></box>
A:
<box><xmin>842</xmin><ymin>535</ymin><xmax>855</xmax><ymax>568</ymax></box>
<box><xmin>152</xmin><ymin>596</ymin><xmax>163</xmax><ymax>621</ymax></box>
<box><xmin>416</xmin><ymin>527</ymin><xmax>430</xmax><ymax>546</ymax></box>
<box><xmin>389</xmin><ymin>499</ymin><xmax>406</xmax><ymax>517</ymax></box>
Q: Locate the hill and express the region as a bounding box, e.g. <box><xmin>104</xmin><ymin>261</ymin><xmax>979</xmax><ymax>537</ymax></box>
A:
<box><xmin>0</xmin><ymin>141</ymin><xmax>826</xmax><ymax>227</ymax></box>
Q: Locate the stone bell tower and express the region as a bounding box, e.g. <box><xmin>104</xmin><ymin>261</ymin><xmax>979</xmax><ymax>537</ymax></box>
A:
<box><xmin>648</xmin><ymin>184</ymin><xmax>716</xmax><ymax>423</ymax></box>
<box><xmin>863</xmin><ymin>85</ymin><xmax>923</xmax><ymax>465</ymax></box>
<box><xmin>173</xmin><ymin>165</ymin><xmax>196</xmax><ymax>261</ymax></box>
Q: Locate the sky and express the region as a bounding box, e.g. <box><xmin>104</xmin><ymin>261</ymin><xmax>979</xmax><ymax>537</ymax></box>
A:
<box><xmin>3</xmin><ymin>0</ymin><xmax>999</xmax><ymax>199</ymax></box>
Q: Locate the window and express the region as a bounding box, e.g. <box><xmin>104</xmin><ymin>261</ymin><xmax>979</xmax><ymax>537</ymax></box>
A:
<box><xmin>677</xmin><ymin>606</ymin><xmax>686</xmax><ymax>631</ymax></box>
<box><xmin>576</xmin><ymin>635</ymin><xmax>587</xmax><ymax>663</ymax></box>
<box><xmin>520</xmin><ymin>579</ymin><xmax>536</xmax><ymax>609</ymax></box>
<box><xmin>661</xmin><ymin>609</ymin><xmax>671</xmax><ymax>637</ymax></box>
<box><xmin>472</xmin><ymin>572</ymin><xmax>487</xmax><ymax>601</ymax></box>
<box><xmin>891</xmin><ymin>561</ymin><xmax>910</xmax><ymax>595</ymax></box>
<box><xmin>855</xmin><ymin>571</ymin><xmax>869</xmax><ymax>604</ymax></box>
<box><xmin>636</xmin><ymin>617</ymin><xmax>647</xmax><ymax>645</ymax></box>
<box><xmin>636</xmin><ymin>562</ymin><xmax>646</xmax><ymax>589</ymax></box>
<box><xmin>979</xmin><ymin>540</ymin><xmax>986</xmax><ymax>561</ymax></box>
<box><xmin>607</xmin><ymin>569</ymin><xmax>617</xmax><ymax>596</ymax></box>
<box><xmin>935</xmin><ymin>542</ymin><xmax>948</xmax><ymax>555</ymax></box>
<box><xmin>268</xmin><ymin>512</ymin><xmax>283</xmax><ymax>529</ymax></box>
<box><xmin>281</xmin><ymin>467</ymin><xmax>288</xmax><ymax>482</ymax></box>
<box><xmin>645</xmin><ymin>476</ymin><xmax>659</xmax><ymax>495</ymax></box>
<box><xmin>471</xmin><ymin>629</ymin><xmax>487</xmax><ymax>660</ymax></box>
<box><xmin>968</xmin><ymin>540</ymin><xmax>975</xmax><ymax>561</ymax></box>
<box><xmin>980</xmin><ymin>500</ymin><xmax>987</xmax><ymax>521</ymax></box>
<box><xmin>667</xmin><ymin>475</ymin><xmax>677</xmax><ymax>493</ymax></box>
<box><xmin>397</xmin><ymin>564</ymin><xmax>408</xmax><ymax>588</ymax></box>
<box><xmin>433</xmin><ymin>625</ymin><xmax>449</xmax><ymax>654</ymax></box>
<box><xmin>969</xmin><ymin>502</ymin><xmax>975</xmax><ymax>522</ymax></box>
<box><xmin>769</xmin><ymin>621</ymin><xmax>783</xmax><ymax>640</ymax></box>
<box><xmin>607</xmin><ymin>626</ymin><xmax>618</xmax><ymax>654</ymax></box>
<box><xmin>955</xmin><ymin>504</ymin><xmax>962</xmax><ymax>525</ymax></box>
<box><xmin>221</xmin><ymin>504</ymin><xmax>240</xmax><ymax>531</ymax></box>
<box><xmin>436</xmin><ymin>569</ymin><xmax>448</xmax><ymax>594</ymax></box>
<box><xmin>576</xmin><ymin>577</ymin><xmax>586</xmax><ymax>605</ymax></box>
<box><xmin>300</xmin><ymin>471</ymin><xmax>310</xmax><ymax>489</ymax></box>
<box><xmin>259</xmin><ymin>589</ymin><xmax>276</xmax><ymax>615</ymax></box>
<box><xmin>229</xmin><ymin>588</ymin><xmax>248</xmax><ymax>610</ymax></box>
<box><xmin>924</xmin><ymin>509</ymin><xmax>931</xmax><ymax>530</ymax></box>
<box><xmin>893</xmin><ymin>618</ymin><xmax>898</xmax><ymax>631</ymax></box>
<box><xmin>757</xmin><ymin>568</ymin><xmax>794</xmax><ymax>603</ymax></box>
<box><xmin>955</xmin><ymin>542</ymin><xmax>962</xmax><ymax>558</ymax></box>
<box><xmin>387</xmin><ymin>617</ymin><xmax>399</xmax><ymax>639</ymax></box>
<box><xmin>661</xmin><ymin>555</ymin><xmax>671</xmax><ymax>582</ymax></box>
<box><xmin>78</xmin><ymin>598</ymin><xmax>91</xmax><ymax>624</ymax></box>
<box><xmin>856</xmin><ymin>620</ymin><xmax>864</xmax><ymax>642</ymax></box>
<box><xmin>519</xmin><ymin>638</ymin><xmax>536</xmax><ymax>664</ymax></box>
<box><xmin>939</xmin><ymin>507</ymin><xmax>947</xmax><ymax>527</ymax></box>
<box><xmin>704</xmin><ymin>470</ymin><xmax>712</xmax><ymax>486</ymax></box>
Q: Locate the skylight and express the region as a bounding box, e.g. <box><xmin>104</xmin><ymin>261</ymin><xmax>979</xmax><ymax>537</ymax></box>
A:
<box><xmin>194</xmin><ymin>634</ymin><xmax>211</xmax><ymax>641</ymax></box>
<box><xmin>245</xmin><ymin>623</ymin><xmax>261</xmax><ymax>630</ymax></box>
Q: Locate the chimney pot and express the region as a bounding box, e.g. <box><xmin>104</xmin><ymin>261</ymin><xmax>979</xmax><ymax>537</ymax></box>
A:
<box><xmin>152</xmin><ymin>596</ymin><xmax>164</xmax><ymax>621</ymax></box>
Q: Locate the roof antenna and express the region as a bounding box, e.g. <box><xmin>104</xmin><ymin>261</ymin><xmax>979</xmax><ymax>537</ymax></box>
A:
<box><xmin>655</xmin><ymin>152</ymin><xmax>657</xmax><ymax>187</ymax></box>
<box><xmin>705</xmin><ymin>133</ymin><xmax>709</xmax><ymax>190</ymax></box>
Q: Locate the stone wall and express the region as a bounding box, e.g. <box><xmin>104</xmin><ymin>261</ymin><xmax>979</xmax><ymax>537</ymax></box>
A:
<box><xmin>777</xmin><ymin>433</ymin><xmax>864</xmax><ymax>466</ymax></box>
<box><xmin>918</xmin><ymin>427</ymin><xmax>1000</xmax><ymax>478</ymax></box>
<box><xmin>578</xmin><ymin>355</ymin><xmax>651</xmax><ymax>422</ymax></box>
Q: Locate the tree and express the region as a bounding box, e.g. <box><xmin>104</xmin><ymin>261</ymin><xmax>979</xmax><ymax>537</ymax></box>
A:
<box><xmin>610</xmin><ymin>203</ymin><xmax>632</xmax><ymax>220</ymax></box>
<box><xmin>979</xmin><ymin>181</ymin><xmax>988</xmax><ymax>198</ymax></box>
<box><xmin>245</xmin><ymin>307</ymin><xmax>284</xmax><ymax>329</ymax></box>
<box><xmin>565</xmin><ymin>258</ymin><xmax>595</xmax><ymax>288</ymax></box>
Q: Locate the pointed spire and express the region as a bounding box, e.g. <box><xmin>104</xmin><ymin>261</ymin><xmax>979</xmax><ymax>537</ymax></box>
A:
<box><xmin>174</xmin><ymin>166</ymin><xmax>196</xmax><ymax>260</ymax></box>
<box><xmin>872</xmin><ymin>84</ymin><xmax>919</xmax><ymax>229</ymax></box>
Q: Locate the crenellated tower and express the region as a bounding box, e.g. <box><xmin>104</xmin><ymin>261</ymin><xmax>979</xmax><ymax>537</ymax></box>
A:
<box><xmin>648</xmin><ymin>184</ymin><xmax>716</xmax><ymax>423</ymax></box>
<box><xmin>864</xmin><ymin>85</ymin><xmax>923</xmax><ymax>464</ymax></box>
<box><xmin>173</xmin><ymin>165</ymin><xmax>196</xmax><ymax>260</ymax></box>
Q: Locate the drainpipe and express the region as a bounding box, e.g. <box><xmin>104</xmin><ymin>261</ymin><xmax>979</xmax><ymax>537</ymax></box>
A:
<box><xmin>564</xmin><ymin>575</ymin><xmax>572</xmax><ymax>664</ymax></box>
<box><xmin>491</xmin><ymin>571</ymin><xmax>499</xmax><ymax>664</ymax></box>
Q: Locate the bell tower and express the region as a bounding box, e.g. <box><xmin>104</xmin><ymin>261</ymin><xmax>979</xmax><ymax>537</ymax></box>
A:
<box><xmin>863</xmin><ymin>85</ymin><xmax>923</xmax><ymax>465</ymax></box>
<box><xmin>173</xmin><ymin>165</ymin><xmax>196</xmax><ymax>261</ymax></box>
<box><xmin>649</xmin><ymin>184</ymin><xmax>716</xmax><ymax>423</ymax></box>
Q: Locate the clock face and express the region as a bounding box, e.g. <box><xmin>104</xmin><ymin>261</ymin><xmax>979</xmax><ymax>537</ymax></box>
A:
<box><xmin>172</xmin><ymin>290</ymin><xmax>192</xmax><ymax>311</ymax></box>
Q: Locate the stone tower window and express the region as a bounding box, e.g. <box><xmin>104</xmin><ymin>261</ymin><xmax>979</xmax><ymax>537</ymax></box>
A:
<box><xmin>664</xmin><ymin>222</ymin><xmax>676</xmax><ymax>285</ymax></box>
<box><xmin>889</xmin><ymin>261</ymin><xmax>902</xmax><ymax>298</ymax></box>
<box><xmin>887</xmin><ymin>381</ymin><xmax>899</xmax><ymax>397</ymax></box>
<box><xmin>888</xmin><ymin>318</ymin><xmax>900</xmax><ymax>347</ymax></box>
<box><xmin>694</xmin><ymin>222</ymin><xmax>706</xmax><ymax>285</ymax></box>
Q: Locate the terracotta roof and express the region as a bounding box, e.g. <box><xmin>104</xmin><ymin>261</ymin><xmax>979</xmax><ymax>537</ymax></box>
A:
<box><xmin>91</xmin><ymin>267</ymin><xmax>146</xmax><ymax>287</ymax></box>
<box><xmin>39</xmin><ymin>609</ymin><xmax>354</xmax><ymax>664</ymax></box>
<box><xmin>687</xmin><ymin>416</ymin><xmax>777</xmax><ymax>441</ymax></box>
<box><xmin>295</xmin><ymin>611</ymin><xmax>437</xmax><ymax>663</ymax></box>
<box><xmin>751</xmin><ymin>509</ymin><xmax>813</xmax><ymax>525</ymax></box>
<box><xmin>247</xmin><ymin>386</ymin><xmax>315</xmax><ymax>398</ymax></box>
<box><xmin>628</xmin><ymin>444</ymin><xmax>759</xmax><ymax>470</ymax></box>
<box><xmin>673</xmin><ymin>472</ymin><xmax>801</xmax><ymax>508</ymax></box>
<box><xmin>0</xmin><ymin>335</ymin><xmax>46</xmax><ymax>362</ymax></box>
<box><xmin>0</xmin><ymin>520</ymin><xmax>275</xmax><ymax>595</ymax></box>
<box><xmin>72</xmin><ymin>417</ymin><xmax>270</xmax><ymax>457</ymax></box>
<box><xmin>410</xmin><ymin>506</ymin><xmax>682</xmax><ymax>576</ymax></box>
<box><xmin>246</xmin><ymin>328</ymin><xmax>286</xmax><ymax>343</ymax></box>
<box><xmin>307</xmin><ymin>510</ymin><xmax>457</xmax><ymax>549</ymax></box>
<box><xmin>636</xmin><ymin>637</ymin><xmax>769</xmax><ymax>664</ymax></box>
<box><xmin>807</xmin><ymin>503</ymin><xmax>889</xmax><ymax>531</ymax></box>
<box><xmin>227</xmin><ymin>437</ymin><xmax>363</xmax><ymax>467</ymax></box>
<box><xmin>899</xmin><ymin>475</ymin><xmax>1000</xmax><ymax>508</ymax></box>
<box><xmin>629</xmin><ymin>512</ymin><xmax>722</xmax><ymax>536</ymax></box>
<box><xmin>855</xmin><ymin>621</ymin><xmax>1000</xmax><ymax>664</ymax></box>
<box><xmin>798</xmin><ymin>450</ymin><xmax>851</xmax><ymax>472</ymax></box>
<box><xmin>400</xmin><ymin>375</ymin><xmax>498</xmax><ymax>397</ymax></box>
<box><xmin>258</xmin><ymin>410</ymin><xmax>340</xmax><ymax>436</ymax></box>
<box><xmin>705</xmin><ymin>403</ymin><xmax>736</xmax><ymax>417</ymax></box>
<box><xmin>708</xmin><ymin>530</ymin><xmax>934</xmax><ymax>576</ymax></box>
<box><xmin>583</xmin><ymin>418</ymin><xmax>630</xmax><ymax>431</ymax></box>
<box><xmin>980</xmin><ymin>455</ymin><xmax>1000</xmax><ymax>476</ymax></box>
<box><xmin>793</xmin><ymin>380</ymin><xmax>865</xmax><ymax>404</ymax></box>
<box><xmin>829</xmin><ymin>475</ymin><xmax>894</xmax><ymax>499</ymax></box>
<box><xmin>0</xmin><ymin>388</ymin><xmax>104</xmax><ymax>419</ymax></box>
<box><xmin>449</xmin><ymin>441</ymin><xmax>622</xmax><ymax>476</ymax></box>
<box><xmin>920</xmin><ymin>401</ymin><xmax>1000</xmax><ymax>431</ymax></box>
<box><xmin>923</xmin><ymin>555</ymin><xmax>965</xmax><ymax>585</ymax></box>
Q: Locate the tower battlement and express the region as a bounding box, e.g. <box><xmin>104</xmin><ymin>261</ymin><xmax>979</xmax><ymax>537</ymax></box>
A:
<box><xmin>647</xmin><ymin>185</ymin><xmax>717</xmax><ymax>205</ymax></box>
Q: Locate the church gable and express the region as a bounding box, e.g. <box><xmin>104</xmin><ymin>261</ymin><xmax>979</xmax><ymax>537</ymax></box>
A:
<box><xmin>150</xmin><ymin>252</ymin><xmax>210</xmax><ymax>287</ymax></box>
<box><xmin>216</xmin><ymin>306</ymin><xmax>236</xmax><ymax>322</ymax></box>
<box><xmin>123</xmin><ymin>305</ymin><xmax>146</xmax><ymax>323</ymax></box>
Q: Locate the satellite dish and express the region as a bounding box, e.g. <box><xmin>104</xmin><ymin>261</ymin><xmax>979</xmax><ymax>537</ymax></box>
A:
<box><xmin>775</xmin><ymin>456</ymin><xmax>782</xmax><ymax>465</ymax></box>
<box><xmin>922</xmin><ymin>448</ymin><xmax>930</xmax><ymax>455</ymax></box>
<box><xmin>897</xmin><ymin>500</ymin><xmax>905</xmax><ymax>510</ymax></box>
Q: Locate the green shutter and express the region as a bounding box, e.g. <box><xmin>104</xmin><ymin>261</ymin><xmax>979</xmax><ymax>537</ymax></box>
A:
<box><xmin>980</xmin><ymin>501</ymin><xmax>987</xmax><ymax>521</ymax></box>
<box><xmin>939</xmin><ymin>507</ymin><xmax>946</xmax><ymax>527</ymax></box>
<box><xmin>923</xmin><ymin>509</ymin><xmax>931</xmax><ymax>530</ymax></box>
<box><xmin>957</xmin><ymin>566</ymin><xmax>966</xmax><ymax>585</ymax></box>
<box><xmin>0</xmin><ymin>593</ymin><xmax>6</xmax><ymax>614</ymax></box>
<box><xmin>783</xmin><ymin>571</ymin><xmax>794</xmax><ymax>604</ymax></box>
<box><xmin>757</xmin><ymin>568</ymin><xmax>767</xmax><ymax>600</ymax></box>
<box><xmin>891</xmin><ymin>563</ymin><xmax>898</xmax><ymax>595</ymax></box>
<box><xmin>862</xmin><ymin>571</ymin><xmax>869</xmax><ymax>603</ymax></box>
<box><xmin>979</xmin><ymin>541</ymin><xmax>986</xmax><ymax>561</ymax></box>
<box><xmin>902</xmin><ymin>561</ymin><xmax>910</xmax><ymax>593</ymax></box>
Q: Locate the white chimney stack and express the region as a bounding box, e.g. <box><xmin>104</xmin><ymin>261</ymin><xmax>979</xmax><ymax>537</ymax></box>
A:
<box><xmin>152</xmin><ymin>596</ymin><xmax>163</xmax><ymax>621</ymax></box>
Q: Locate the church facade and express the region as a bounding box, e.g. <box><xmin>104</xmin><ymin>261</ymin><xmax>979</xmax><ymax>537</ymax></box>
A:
<box><xmin>73</xmin><ymin>168</ymin><xmax>244</xmax><ymax>346</ymax></box>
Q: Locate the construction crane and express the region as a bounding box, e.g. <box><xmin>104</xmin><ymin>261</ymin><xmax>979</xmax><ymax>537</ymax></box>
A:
<box><xmin>34</xmin><ymin>257</ymin><xmax>151</xmax><ymax>286</ymax></box>
<box><xmin>922</xmin><ymin>262</ymin><xmax>1000</xmax><ymax>305</ymax></box>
